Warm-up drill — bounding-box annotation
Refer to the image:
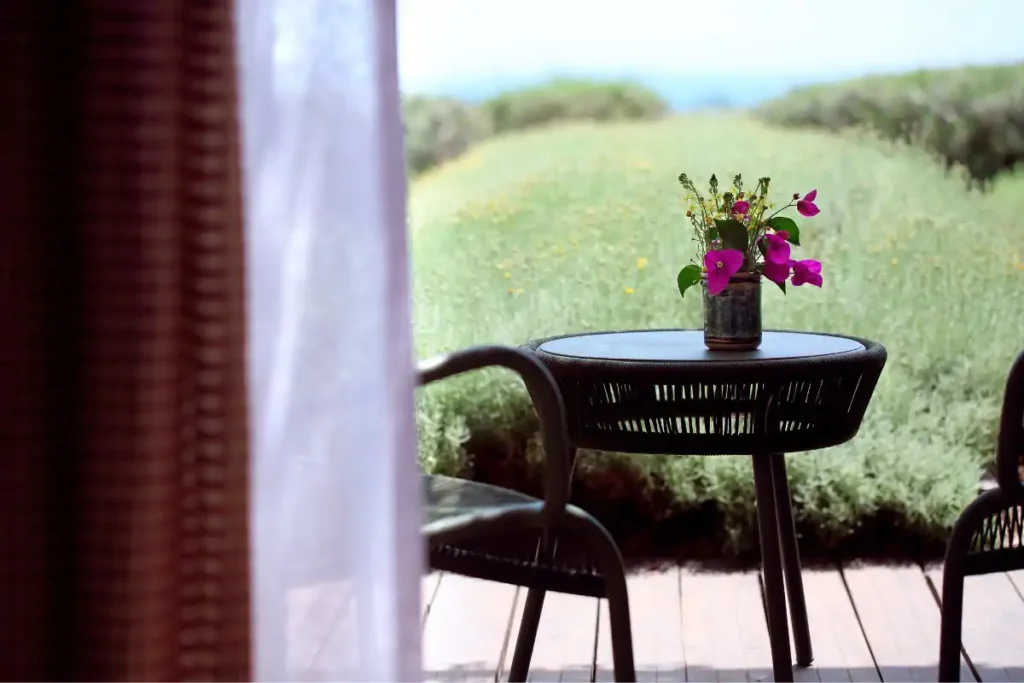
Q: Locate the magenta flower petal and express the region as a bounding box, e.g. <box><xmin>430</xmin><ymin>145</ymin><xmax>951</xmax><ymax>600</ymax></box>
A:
<box><xmin>796</xmin><ymin>189</ymin><xmax>820</xmax><ymax>217</ymax></box>
<box><xmin>732</xmin><ymin>200</ymin><xmax>750</xmax><ymax>216</ymax></box>
<box><xmin>704</xmin><ymin>249</ymin><xmax>745</xmax><ymax>296</ymax></box>
<box><xmin>799</xmin><ymin>259</ymin><xmax>821</xmax><ymax>274</ymax></box>
<box><xmin>762</xmin><ymin>259</ymin><xmax>791</xmax><ymax>285</ymax></box>
<box><xmin>790</xmin><ymin>259</ymin><xmax>823</xmax><ymax>287</ymax></box>
<box><xmin>706</xmin><ymin>272</ymin><xmax>728</xmax><ymax>295</ymax></box>
<box><xmin>797</xmin><ymin>202</ymin><xmax>819</xmax><ymax>217</ymax></box>
<box><xmin>721</xmin><ymin>249</ymin><xmax>744</xmax><ymax>273</ymax></box>
<box><xmin>763</xmin><ymin>232</ymin><xmax>791</xmax><ymax>265</ymax></box>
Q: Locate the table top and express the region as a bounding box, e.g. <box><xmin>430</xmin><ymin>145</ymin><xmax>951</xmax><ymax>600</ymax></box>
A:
<box><xmin>537</xmin><ymin>330</ymin><xmax>864</xmax><ymax>364</ymax></box>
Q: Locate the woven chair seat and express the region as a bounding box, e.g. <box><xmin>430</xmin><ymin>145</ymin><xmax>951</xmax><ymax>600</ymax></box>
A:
<box><xmin>424</xmin><ymin>474</ymin><xmax>538</xmax><ymax>526</ymax></box>
<box><xmin>424</xmin><ymin>475</ymin><xmax>605</xmax><ymax>597</ymax></box>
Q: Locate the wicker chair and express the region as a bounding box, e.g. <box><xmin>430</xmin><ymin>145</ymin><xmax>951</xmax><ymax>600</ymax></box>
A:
<box><xmin>938</xmin><ymin>349</ymin><xmax>1024</xmax><ymax>682</ymax></box>
<box><xmin>420</xmin><ymin>345</ymin><xmax>636</xmax><ymax>682</ymax></box>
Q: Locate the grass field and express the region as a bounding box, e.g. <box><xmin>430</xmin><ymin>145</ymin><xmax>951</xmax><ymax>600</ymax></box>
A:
<box><xmin>410</xmin><ymin>113</ymin><xmax>1024</xmax><ymax>558</ymax></box>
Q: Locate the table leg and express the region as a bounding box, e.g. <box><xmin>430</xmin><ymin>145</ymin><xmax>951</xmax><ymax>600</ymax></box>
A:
<box><xmin>752</xmin><ymin>454</ymin><xmax>795</xmax><ymax>682</ymax></box>
<box><xmin>769</xmin><ymin>451</ymin><xmax>813</xmax><ymax>668</ymax></box>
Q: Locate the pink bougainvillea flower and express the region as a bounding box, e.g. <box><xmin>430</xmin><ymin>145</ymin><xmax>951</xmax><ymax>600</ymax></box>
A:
<box><xmin>797</xmin><ymin>190</ymin><xmax>820</xmax><ymax>217</ymax></box>
<box><xmin>704</xmin><ymin>249</ymin><xmax>744</xmax><ymax>295</ymax></box>
<box><xmin>762</xmin><ymin>259</ymin><xmax>792</xmax><ymax>285</ymax></box>
<box><xmin>732</xmin><ymin>200</ymin><xmax>750</xmax><ymax>216</ymax></box>
<box><xmin>791</xmin><ymin>259</ymin><xmax>823</xmax><ymax>287</ymax></box>
<box><xmin>763</xmin><ymin>231</ymin><xmax>791</xmax><ymax>265</ymax></box>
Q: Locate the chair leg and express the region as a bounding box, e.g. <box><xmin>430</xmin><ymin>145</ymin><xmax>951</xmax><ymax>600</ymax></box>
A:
<box><xmin>508</xmin><ymin>587</ymin><xmax>546</xmax><ymax>682</ymax></box>
<box><xmin>934</xmin><ymin>487</ymin><xmax>1010</xmax><ymax>682</ymax></box>
<box><xmin>752</xmin><ymin>454</ymin><xmax>795</xmax><ymax>682</ymax></box>
<box><xmin>768</xmin><ymin>452</ymin><xmax>813</xmax><ymax>668</ymax></box>
<box><xmin>558</xmin><ymin>511</ymin><xmax>636</xmax><ymax>682</ymax></box>
<box><xmin>604</xmin><ymin>554</ymin><xmax>635</xmax><ymax>683</ymax></box>
<box><xmin>938</xmin><ymin>557</ymin><xmax>966</xmax><ymax>681</ymax></box>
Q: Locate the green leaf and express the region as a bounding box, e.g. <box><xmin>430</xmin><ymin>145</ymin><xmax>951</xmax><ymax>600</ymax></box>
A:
<box><xmin>714</xmin><ymin>219</ymin><xmax>749</xmax><ymax>251</ymax></box>
<box><xmin>677</xmin><ymin>265</ymin><xmax>702</xmax><ymax>299</ymax></box>
<box><xmin>767</xmin><ymin>216</ymin><xmax>801</xmax><ymax>246</ymax></box>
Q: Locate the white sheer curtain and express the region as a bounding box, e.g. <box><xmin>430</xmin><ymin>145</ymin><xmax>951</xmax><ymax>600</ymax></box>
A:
<box><xmin>235</xmin><ymin>0</ymin><xmax>423</xmax><ymax>680</ymax></box>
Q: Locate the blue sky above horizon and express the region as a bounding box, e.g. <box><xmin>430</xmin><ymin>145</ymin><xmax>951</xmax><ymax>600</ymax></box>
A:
<box><xmin>397</xmin><ymin>0</ymin><xmax>1024</xmax><ymax>92</ymax></box>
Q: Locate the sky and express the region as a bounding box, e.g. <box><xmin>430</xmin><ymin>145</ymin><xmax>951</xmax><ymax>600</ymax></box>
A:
<box><xmin>397</xmin><ymin>0</ymin><xmax>1024</xmax><ymax>92</ymax></box>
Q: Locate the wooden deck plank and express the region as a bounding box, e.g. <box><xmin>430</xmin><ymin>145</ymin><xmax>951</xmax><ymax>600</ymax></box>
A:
<box><xmin>594</xmin><ymin>569</ymin><xmax>685</xmax><ymax>682</ymax></box>
<box><xmin>415</xmin><ymin>563</ymin><xmax>1021</xmax><ymax>682</ymax></box>
<box><xmin>788</xmin><ymin>567</ymin><xmax>879</xmax><ymax>683</ymax></box>
<box><xmin>842</xmin><ymin>563</ymin><xmax>971</xmax><ymax>683</ymax></box>
<box><xmin>292</xmin><ymin>573</ymin><xmax>443</xmax><ymax>679</ymax></box>
<box><xmin>287</xmin><ymin>580</ymin><xmax>352</xmax><ymax>675</ymax></box>
<box><xmin>424</xmin><ymin>573</ymin><xmax>443</xmax><ymax>626</ymax></box>
<box><xmin>497</xmin><ymin>584</ymin><xmax>528</xmax><ymax>682</ymax></box>
<box><xmin>680</xmin><ymin>568</ymin><xmax>761</xmax><ymax>683</ymax></box>
<box><xmin>525</xmin><ymin>592</ymin><xmax>600</xmax><ymax>682</ymax></box>
<box><xmin>423</xmin><ymin>575</ymin><xmax>519</xmax><ymax>682</ymax></box>
<box><xmin>309</xmin><ymin>586</ymin><xmax>361</xmax><ymax>678</ymax></box>
<box><xmin>926</xmin><ymin>565</ymin><xmax>1024</xmax><ymax>682</ymax></box>
<box><xmin>286</xmin><ymin>583</ymin><xmax>319</xmax><ymax>672</ymax></box>
<box><xmin>1008</xmin><ymin>570</ymin><xmax>1024</xmax><ymax>598</ymax></box>
<box><xmin>288</xmin><ymin>580</ymin><xmax>356</xmax><ymax>678</ymax></box>
<box><xmin>729</xmin><ymin>571</ymin><xmax>774</xmax><ymax>682</ymax></box>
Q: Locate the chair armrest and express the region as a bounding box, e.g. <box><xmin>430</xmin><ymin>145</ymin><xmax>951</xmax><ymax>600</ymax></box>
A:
<box><xmin>418</xmin><ymin>346</ymin><xmax>571</xmax><ymax>516</ymax></box>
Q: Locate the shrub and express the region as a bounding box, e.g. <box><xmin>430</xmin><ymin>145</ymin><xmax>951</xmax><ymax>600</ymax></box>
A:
<box><xmin>402</xmin><ymin>95</ymin><xmax>493</xmax><ymax>176</ymax></box>
<box><xmin>483</xmin><ymin>79</ymin><xmax>668</xmax><ymax>134</ymax></box>
<box><xmin>757</xmin><ymin>64</ymin><xmax>1024</xmax><ymax>186</ymax></box>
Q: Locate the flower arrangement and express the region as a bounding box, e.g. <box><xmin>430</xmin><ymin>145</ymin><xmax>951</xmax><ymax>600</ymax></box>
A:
<box><xmin>675</xmin><ymin>173</ymin><xmax>822</xmax><ymax>298</ymax></box>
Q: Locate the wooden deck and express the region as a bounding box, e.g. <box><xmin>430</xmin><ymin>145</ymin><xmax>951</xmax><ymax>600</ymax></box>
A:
<box><xmin>291</xmin><ymin>563</ymin><xmax>1024</xmax><ymax>682</ymax></box>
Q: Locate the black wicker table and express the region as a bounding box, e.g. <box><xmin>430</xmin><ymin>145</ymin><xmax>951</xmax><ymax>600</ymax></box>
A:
<box><xmin>525</xmin><ymin>329</ymin><xmax>887</xmax><ymax>682</ymax></box>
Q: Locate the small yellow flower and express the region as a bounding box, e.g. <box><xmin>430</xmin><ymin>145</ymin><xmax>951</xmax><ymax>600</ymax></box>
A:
<box><xmin>507</xmin><ymin>287</ymin><xmax>524</xmax><ymax>295</ymax></box>
<box><xmin>1013</xmin><ymin>261</ymin><xmax>1024</xmax><ymax>271</ymax></box>
<box><xmin>891</xmin><ymin>258</ymin><xmax>899</xmax><ymax>266</ymax></box>
<box><xmin>624</xmin><ymin>287</ymin><xmax>635</xmax><ymax>294</ymax></box>
<box><xmin>503</xmin><ymin>272</ymin><xmax>512</xmax><ymax>279</ymax></box>
<box><xmin>636</xmin><ymin>257</ymin><xmax>649</xmax><ymax>270</ymax></box>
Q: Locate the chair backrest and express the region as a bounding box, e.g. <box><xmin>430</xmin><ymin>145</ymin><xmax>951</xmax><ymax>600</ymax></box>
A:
<box><xmin>418</xmin><ymin>345</ymin><xmax>572</xmax><ymax>515</ymax></box>
<box><xmin>996</xmin><ymin>349</ymin><xmax>1024</xmax><ymax>490</ymax></box>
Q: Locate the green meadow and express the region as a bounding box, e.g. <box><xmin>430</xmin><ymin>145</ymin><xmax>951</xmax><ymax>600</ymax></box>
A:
<box><xmin>409</xmin><ymin>78</ymin><xmax>1024</xmax><ymax>558</ymax></box>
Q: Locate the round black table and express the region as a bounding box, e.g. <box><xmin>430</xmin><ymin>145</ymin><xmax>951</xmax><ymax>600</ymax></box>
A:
<box><xmin>525</xmin><ymin>329</ymin><xmax>887</xmax><ymax>682</ymax></box>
